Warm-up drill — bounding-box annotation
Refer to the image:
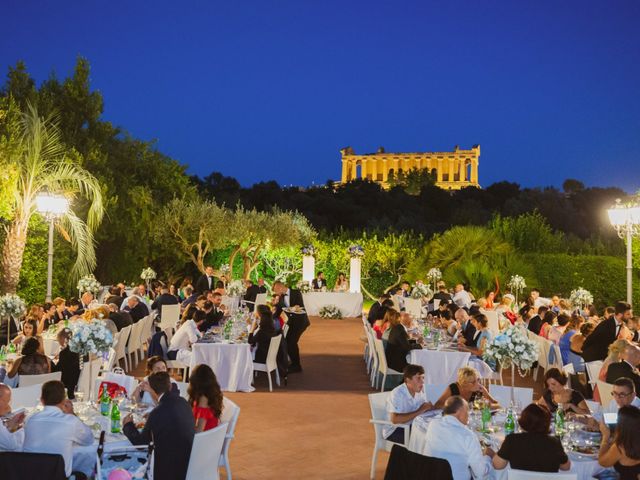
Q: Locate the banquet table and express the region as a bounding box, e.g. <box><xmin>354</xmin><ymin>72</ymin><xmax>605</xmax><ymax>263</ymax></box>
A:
<box><xmin>190</xmin><ymin>342</ymin><xmax>254</xmax><ymax>392</ymax></box>
<box><xmin>407</xmin><ymin>349</ymin><xmax>471</xmax><ymax>385</ymax></box>
<box><xmin>408</xmin><ymin>412</ymin><xmax>609</xmax><ymax>480</ymax></box>
<box><xmin>302</xmin><ymin>292</ymin><xmax>363</xmax><ymax>318</ymax></box>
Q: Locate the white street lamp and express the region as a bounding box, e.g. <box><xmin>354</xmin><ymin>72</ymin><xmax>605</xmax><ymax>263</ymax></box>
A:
<box><xmin>607</xmin><ymin>198</ymin><xmax>640</xmax><ymax>306</ymax></box>
<box><xmin>36</xmin><ymin>193</ymin><xmax>69</xmax><ymax>302</ymax></box>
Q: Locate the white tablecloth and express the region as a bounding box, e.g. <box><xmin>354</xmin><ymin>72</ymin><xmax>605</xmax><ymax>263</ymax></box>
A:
<box><xmin>302</xmin><ymin>292</ymin><xmax>363</xmax><ymax>318</ymax></box>
<box><xmin>191</xmin><ymin>342</ymin><xmax>254</xmax><ymax>392</ymax></box>
<box><xmin>42</xmin><ymin>335</ymin><xmax>60</xmax><ymax>357</ymax></box>
<box><xmin>407</xmin><ymin>349</ymin><xmax>471</xmax><ymax>385</ymax></box>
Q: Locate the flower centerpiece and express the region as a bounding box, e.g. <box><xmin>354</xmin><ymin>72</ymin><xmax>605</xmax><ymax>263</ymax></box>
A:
<box><xmin>140</xmin><ymin>267</ymin><xmax>157</xmax><ymax>293</ymax></box>
<box><xmin>569</xmin><ymin>287</ymin><xmax>594</xmax><ymax>311</ymax></box>
<box><xmin>426</xmin><ymin>268</ymin><xmax>442</xmax><ymax>292</ymax></box>
<box><xmin>506</xmin><ymin>275</ymin><xmax>527</xmax><ymax>306</ymax></box>
<box><xmin>219</xmin><ymin>263</ymin><xmax>231</xmax><ymax>276</ymax></box>
<box><xmin>348</xmin><ymin>244</ymin><xmax>364</xmax><ymax>258</ymax></box>
<box><xmin>77</xmin><ymin>274</ymin><xmax>101</xmax><ymax>295</ymax></box>
<box><xmin>319</xmin><ymin>305</ymin><xmax>343</xmax><ymax>319</ymax></box>
<box><xmin>227</xmin><ymin>279</ymin><xmax>246</xmax><ymax>297</ymax></box>
<box><xmin>411</xmin><ymin>282</ymin><xmax>433</xmax><ymax>300</ymax></box>
<box><xmin>0</xmin><ymin>293</ymin><xmax>27</xmax><ymax>347</ymax></box>
<box><xmin>484</xmin><ymin>325</ymin><xmax>539</xmax><ymax>403</ymax></box>
<box><xmin>297</xmin><ymin>280</ymin><xmax>311</xmax><ymax>293</ymax></box>
<box><xmin>301</xmin><ymin>244</ymin><xmax>316</xmax><ymax>257</ymax></box>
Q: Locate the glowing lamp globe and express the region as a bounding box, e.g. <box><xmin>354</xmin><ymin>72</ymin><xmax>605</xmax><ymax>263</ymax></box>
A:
<box><xmin>35</xmin><ymin>193</ymin><xmax>69</xmax><ymax>217</ymax></box>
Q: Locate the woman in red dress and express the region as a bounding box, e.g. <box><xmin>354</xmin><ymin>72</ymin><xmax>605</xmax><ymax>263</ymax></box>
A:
<box><xmin>188</xmin><ymin>364</ymin><xmax>224</xmax><ymax>432</ymax></box>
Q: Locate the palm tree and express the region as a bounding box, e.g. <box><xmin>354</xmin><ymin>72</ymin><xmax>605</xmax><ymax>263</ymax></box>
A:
<box><xmin>0</xmin><ymin>103</ymin><xmax>104</xmax><ymax>293</ymax></box>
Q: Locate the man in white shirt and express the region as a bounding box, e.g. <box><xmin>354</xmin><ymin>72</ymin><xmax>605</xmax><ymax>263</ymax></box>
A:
<box><xmin>530</xmin><ymin>288</ymin><xmax>552</xmax><ymax>308</ymax></box>
<box><xmin>604</xmin><ymin>377</ymin><xmax>640</xmax><ymax>413</ymax></box>
<box><xmin>384</xmin><ymin>364</ymin><xmax>433</xmax><ymax>444</ymax></box>
<box><xmin>424</xmin><ymin>396</ymin><xmax>493</xmax><ymax>480</ymax></box>
<box><xmin>452</xmin><ymin>284</ymin><xmax>472</xmax><ymax>309</ymax></box>
<box><xmin>23</xmin><ymin>380</ymin><xmax>93</xmax><ymax>477</ymax></box>
<box><xmin>167</xmin><ymin>318</ymin><xmax>202</xmax><ymax>364</ymax></box>
<box><xmin>0</xmin><ymin>384</ymin><xmax>25</xmax><ymax>451</ymax></box>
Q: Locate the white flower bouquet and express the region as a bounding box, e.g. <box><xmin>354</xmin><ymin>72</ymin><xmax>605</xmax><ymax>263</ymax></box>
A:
<box><xmin>348</xmin><ymin>245</ymin><xmax>364</xmax><ymax>258</ymax></box>
<box><xmin>426</xmin><ymin>268</ymin><xmax>442</xmax><ymax>284</ymax></box>
<box><xmin>140</xmin><ymin>267</ymin><xmax>157</xmax><ymax>281</ymax></box>
<box><xmin>297</xmin><ymin>280</ymin><xmax>311</xmax><ymax>293</ymax></box>
<box><xmin>411</xmin><ymin>282</ymin><xmax>433</xmax><ymax>300</ymax></box>
<box><xmin>507</xmin><ymin>275</ymin><xmax>526</xmax><ymax>293</ymax></box>
<box><xmin>483</xmin><ymin>325</ymin><xmax>539</xmax><ymax>371</ymax></box>
<box><xmin>301</xmin><ymin>244</ymin><xmax>316</xmax><ymax>257</ymax></box>
<box><xmin>219</xmin><ymin>263</ymin><xmax>231</xmax><ymax>275</ymax></box>
<box><xmin>570</xmin><ymin>287</ymin><xmax>594</xmax><ymax>310</ymax></box>
<box><xmin>0</xmin><ymin>294</ymin><xmax>27</xmax><ymax>319</ymax></box>
<box><xmin>319</xmin><ymin>305</ymin><xmax>343</xmax><ymax>319</ymax></box>
<box><xmin>69</xmin><ymin>319</ymin><xmax>114</xmax><ymax>356</ymax></box>
<box><xmin>227</xmin><ymin>279</ymin><xmax>246</xmax><ymax>297</ymax></box>
<box><xmin>77</xmin><ymin>274</ymin><xmax>101</xmax><ymax>294</ymax></box>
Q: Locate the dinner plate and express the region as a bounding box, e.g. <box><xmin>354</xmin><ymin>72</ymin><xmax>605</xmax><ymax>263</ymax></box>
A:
<box><xmin>284</xmin><ymin>308</ymin><xmax>306</xmax><ymax>314</ymax></box>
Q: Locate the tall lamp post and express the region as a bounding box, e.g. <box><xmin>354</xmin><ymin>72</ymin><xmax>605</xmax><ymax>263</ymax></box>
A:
<box><xmin>607</xmin><ymin>199</ymin><xmax>640</xmax><ymax>306</ymax></box>
<box><xmin>36</xmin><ymin>193</ymin><xmax>69</xmax><ymax>302</ymax></box>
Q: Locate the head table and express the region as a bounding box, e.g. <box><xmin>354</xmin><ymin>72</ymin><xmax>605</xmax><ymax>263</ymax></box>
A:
<box><xmin>301</xmin><ymin>292</ymin><xmax>363</xmax><ymax>318</ymax></box>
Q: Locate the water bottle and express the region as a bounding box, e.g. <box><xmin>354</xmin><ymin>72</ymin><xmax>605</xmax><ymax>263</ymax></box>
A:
<box><xmin>110</xmin><ymin>402</ymin><xmax>121</xmax><ymax>433</ymax></box>
<box><xmin>8</xmin><ymin>343</ymin><xmax>16</xmax><ymax>354</ymax></box>
<box><xmin>504</xmin><ymin>407</ymin><xmax>515</xmax><ymax>435</ymax></box>
<box><xmin>554</xmin><ymin>403</ymin><xmax>565</xmax><ymax>436</ymax></box>
<box><xmin>100</xmin><ymin>384</ymin><xmax>111</xmax><ymax>416</ymax></box>
<box><xmin>481</xmin><ymin>398</ymin><xmax>491</xmax><ymax>433</ymax></box>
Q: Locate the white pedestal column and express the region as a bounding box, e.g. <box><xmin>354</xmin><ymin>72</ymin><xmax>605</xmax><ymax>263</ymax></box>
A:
<box><xmin>302</xmin><ymin>255</ymin><xmax>315</xmax><ymax>283</ymax></box>
<box><xmin>349</xmin><ymin>257</ymin><xmax>361</xmax><ymax>293</ymax></box>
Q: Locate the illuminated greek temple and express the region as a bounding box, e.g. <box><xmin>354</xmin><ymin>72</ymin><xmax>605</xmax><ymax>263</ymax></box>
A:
<box><xmin>340</xmin><ymin>144</ymin><xmax>480</xmax><ymax>190</ymax></box>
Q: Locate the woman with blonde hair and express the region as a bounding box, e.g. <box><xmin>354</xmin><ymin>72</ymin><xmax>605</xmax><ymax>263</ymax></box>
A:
<box><xmin>375</xmin><ymin>308</ymin><xmax>399</xmax><ymax>341</ymax></box>
<box><xmin>434</xmin><ymin>366</ymin><xmax>500</xmax><ymax>409</ymax></box>
<box><xmin>591</xmin><ymin>339</ymin><xmax>631</xmax><ymax>402</ymax></box>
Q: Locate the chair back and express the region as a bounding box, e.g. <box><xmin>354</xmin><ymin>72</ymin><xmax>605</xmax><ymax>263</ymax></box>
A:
<box><xmin>265</xmin><ymin>334</ymin><xmax>282</xmax><ymax>370</ymax></box>
<box><xmin>384</xmin><ymin>444</ymin><xmax>453</xmax><ymax>480</ymax></box>
<box><xmin>160</xmin><ymin>304</ymin><xmax>180</xmax><ymax>329</ymax></box>
<box><xmin>548</xmin><ymin>342</ymin><xmax>563</xmax><ymax>370</ymax></box>
<box><xmin>103</xmin><ymin>347</ymin><xmax>117</xmax><ymax>373</ymax></box>
<box><xmin>76</xmin><ymin>357</ymin><xmax>103</xmax><ymax>398</ymax></box>
<box><xmin>114</xmin><ymin>324</ymin><xmax>132</xmax><ymax>363</ymax></box>
<box><xmin>433</xmin><ymin>299</ymin><xmax>441</xmax><ymax>310</ymax></box>
<box><xmin>596</xmin><ymin>380</ymin><xmax>615</xmax><ymax>407</ymax></box>
<box><xmin>10</xmin><ymin>383</ymin><xmax>42</xmax><ymax>409</ymax></box>
<box><xmin>368</xmin><ymin>391</ymin><xmax>390</xmax><ymax>441</ymax></box>
<box><xmin>219</xmin><ymin>397</ymin><xmax>241</xmax><ymax>465</ymax></box>
<box><xmin>507</xmin><ymin>469</ymin><xmax>576</xmax><ymax>479</ymax></box>
<box><xmin>253</xmin><ymin>293</ymin><xmax>268</xmax><ymax>312</ymax></box>
<box><xmin>489</xmin><ymin>384</ymin><xmax>534</xmax><ymax>409</ymax></box>
<box><xmin>484</xmin><ymin>310</ymin><xmax>500</xmax><ymax>335</ymax></box>
<box><xmin>373</xmin><ymin>338</ymin><xmax>388</xmax><ymax>372</ymax></box>
<box><xmin>185</xmin><ymin>423</ymin><xmax>228</xmax><ymax>480</ymax></box>
<box><xmin>127</xmin><ymin>320</ymin><xmax>143</xmax><ymax>352</ymax></box>
<box><xmin>139</xmin><ymin>314</ymin><xmax>154</xmax><ymax>345</ymax></box>
<box><xmin>176</xmin><ymin>381</ymin><xmax>189</xmax><ymax>400</ymax></box>
<box><xmin>404</xmin><ymin>298</ymin><xmax>422</xmax><ymax>319</ymax></box>
<box><xmin>0</xmin><ymin>452</ymin><xmax>66</xmax><ymax>480</ymax></box>
<box><xmin>425</xmin><ymin>384</ymin><xmax>448</xmax><ymax>403</ymax></box>
<box><xmin>585</xmin><ymin>361</ymin><xmax>604</xmax><ymax>385</ymax></box>
<box><xmin>18</xmin><ymin>371</ymin><xmax>61</xmax><ymax>388</ymax></box>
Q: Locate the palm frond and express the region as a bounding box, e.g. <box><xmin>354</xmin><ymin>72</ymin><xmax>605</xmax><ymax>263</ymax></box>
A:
<box><xmin>56</xmin><ymin>210</ymin><xmax>97</xmax><ymax>281</ymax></box>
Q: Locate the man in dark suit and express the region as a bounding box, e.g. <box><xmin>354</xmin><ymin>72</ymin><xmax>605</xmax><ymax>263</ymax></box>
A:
<box><xmin>431</xmin><ymin>282</ymin><xmax>452</xmax><ymax>306</ymax></box>
<box><xmin>386</xmin><ymin>312</ymin><xmax>422</xmax><ymax>372</ymax></box>
<box><xmin>311</xmin><ymin>272</ymin><xmax>326</xmax><ymax>290</ymax></box>
<box><xmin>123</xmin><ymin>296</ymin><xmax>150</xmax><ymax>323</ymax></box>
<box><xmin>606</xmin><ymin>341</ymin><xmax>640</xmax><ymax>394</ymax></box>
<box><xmin>244</xmin><ymin>280</ymin><xmax>260</xmax><ymax>305</ymax></box>
<box><xmin>526</xmin><ymin>306</ymin><xmax>545</xmax><ymax>335</ymax></box>
<box><xmin>400</xmin><ymin>281</ymin><xmax>411</xmax><ymax>298</ymax></box>
<box><xmin>455</xmin><ymin>309</ymin><xmax>477</xmax><ymax>347</ymax></box>
<box><xmin>273</xmin><ymin>280</ymin><xmax>310</xmax><ymax>373</ymax></box>
<box><xmin>256</xmin><ymin>278</ymin><xmax>267</xmax><ymax>294</ymax></box>
<box><xmin>195</xmin><ymin>265</ymin><xmax>215</xmax><ymax>294</ymax></box>
<box><xmin>151</xmin><ymin>285</ymin><xmax>179</xmax><ymax>318</ymax></box>
<box><xmin>108</xmin><ymin>303</ymin><xmax>134</xmax><ymax>331</ymax></box>
<box><xmin>367</xmin><ymin>293</ymin><xmax>391</xmax><ymax>326</ymax></box>
<box><xmin>123</xmin><ymin>372</ymin><xmax>194</xmax><ymax>480</ymax></box>
<box><xmin>105</xmin><ymin>286</ymin><xmax>123</xmax><ymax>307</ymax></box>
<box><xmin>583</xmin><ymin>301</ymin><xmax>632</xmax><ymax>363</ymax></box>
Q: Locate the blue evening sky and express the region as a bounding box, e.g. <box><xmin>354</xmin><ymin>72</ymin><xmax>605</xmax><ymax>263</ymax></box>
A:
<box><xmin>2</xmin><ymin>1</ymin><xmax>640</xmax><ymax>191</ymax></box>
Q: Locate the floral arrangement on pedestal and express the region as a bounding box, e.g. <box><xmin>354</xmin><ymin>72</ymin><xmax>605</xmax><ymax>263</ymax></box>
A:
<box><xmin>506</xmin><ymin>275</ymin><xmax>527</xmax><ymax>306</ymax></box>
<box><xmin>297</xmin><ymin>280</ymin><xmax>311</xmax><ymax>293</ymax></box>
<box><xmin>219</xmin><ymin>263</ymin><xmax>231</xmax><ymax>276</ymax></box>
<box><xmin>426</xmin><ymin>268</ymin><xmax>442</xmax><ymax>291</ymax></box>
<box><xmin>347</xmin><ymin>245</ymin><xmax>364</xmax><ymax>258</ymax></box>
<box><xmin>227</xmin><ymin>280</ymin><xmax>246</xmax><ymax>297</ymax></box>
<box><xmin>319</xmin><ymin>305</ymin><xmax>343</xmax><ymax>319</ymax></box>
<box><xmin>301</xmin><ymin>244</ymin><xmax>316</xmax><ymax>257</ymax></box>
<box><xmin>77</xmin><ymin>274</ymin><xmax>101</xmax><ymax>295</ymax></box>
<box><xmin>411</xmin><ymin>282</ymin><xmax>433</xmax><ymax>300</ymax></box>
<box><xmin>0</xmin><ymin>293</ymin><xmax>27</xmax><ymax>347</ymax></box>
<box><xmin>569</xmin><ymin>287</ymin><xmax>594</xmax><ymax>311</ymax></box>
<box><xmin>69</xmin><ymin>318</ymin><xmax>114</xmax><ymax>357</ymax></box>
<box><xmin>140</xmin><ymin>267</ymin><xmax>157</xmax><ymax>282</ymax></box>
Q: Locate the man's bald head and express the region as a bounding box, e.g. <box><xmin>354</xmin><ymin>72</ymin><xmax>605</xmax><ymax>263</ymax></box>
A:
<box><xmin>0</xmin><ymin>384</ymin><xmax>12</xmax><ymax>416</ymax></box>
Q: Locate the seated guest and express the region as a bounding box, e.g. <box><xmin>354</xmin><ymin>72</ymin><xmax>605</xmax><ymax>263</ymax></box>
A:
<box><xmin>625</xmin><ymin>316</ymin><xmax>639</xmax><ymax>343</ymax></box>
<box><xmin>538</xmin><ymin>310</ymin><xmax>557</xmax><ymax>339</ymax></box>
<box><xmin>582</xmin><ymin>301</ymin><xmax>632</xmax><ymax>363</ymax></box>
<box><xmin>123</xmin><ymin>372</ymin><xmax>195</xmax><ymax>480</ymax></box>
<box><xmin>547</xmin><ymin>312</ymin><xmax>569</xmax><ymax>345</ymax></box>
<box><xmin>130</xmin><ymin>356</ymin><xmax>179</xmax><ymax>406</ymax></box>
<box><xmin>432</xmin><ymin>281</ymin><xmax>452</xmax><ymax>306</ymax></box>
<box><xmin>374</xmin><ymin>307</ymin><xmax>398</xmax><ymax>340</ymax></box>
<box><xmin>528</xmin><ymin>306</ymin><xmax>546</xmax><ymax>335</ymax></box>
<box><xmin>151</xmin><ymin>285</ymin><xmax>180</xmax><ymax>317</ymax></box>
<box><xmin>606</xmin><ymin>341</ymin><xmax>640</xmax><ymax>395</ymax></box>
<box><xmin>51</xmin><ymin>329</ymin><xmax>81</xmax><ymax>399</ymax></box>
<box><xmin>568</xmin><ymin>321</ymin><xmax>594</xmax><ymax>372</ymax></box>
<box><xmin>452</xmin><ymin>284</ymin><xmax>472</xmax><ymax>309</ymax></box>
<box><xmin>167</xmin><ymin>317</ymin><xmax>202</xmax><ymax>365</ymax></box>
<box><xmin>460</xmin><ymin>314</ymin><xmax>493</xmax><ymax>362</ymax></box>
<box><xmin>65</xmin><ymin>297</ymin><xmax>82</xmax><ymax>319</ymax></box>
<box><xmin>493</xmin><ymin>403</ymin><xmax>571</xmax><ymax>472</ymax></box>
<box><xmin>205</xmin><ymin>292</ymin><xmax>226</xmax><ymax>324</ymax></box>
<box><xmin>598</xmin><ymin>405</ymin><xmax>640</xmax><ymax>479</ymax></box>
<box><xmin>0</xmin><ymin>384</ymin><xmax>26</xmax><ymax>451</ymax></box>
<box><xmin>52</xmin><ymin>297</ymin><xmax>70</xmax><ymax>324</ymax></box>
<box><xmin>181</xmin><ymin>285</ymin><xmax>198</xmax><ymax>308</ymax></box>
<box><xmin>182</xmin><ymin>294</ymin><xmax>206</xmax><ymax>322</ymax></box>
<box><xmin>23</xmin><ymin>380</ymin><xmax>93</xmax><ymax>478</ymax></box>
<box><xmin>244</xmin><ymin>279</ymin><xmax>260</xmax><ymax>305</ymax></box>
<box><xmin>39</xmin><ymin>302</ymin><xmax>57</xmax><ymax>333</ymax></box>
<box><xmin>87</xmin><ymin>305</ymin><xmax>117</xmax><ymax>336</ymax></box>
<box><xmin>559</xmin><ymin>314</ymin><xmax>584</xmax><ymax>365</ymax></box>
<box><xmin>108</xmin><ymin>302</ymin><xmax>133</xmax><ymax>331</ymax></box>
<box><xmin>383</xmin><ymin>364</ymin><xmax>433</xmax><ymax>444</ymax></box>
<box><xmin>188</xmin><ymin>364</ymin><xmax>223</xmax><ymax>432</ymax></box>
<box><xmin>425</xmin><ymin>395</ymin><xmax>493</xmax><ymax>479</ymax></box>
<box><xmin>367</xmin><ymin>293</ymin><xmax>390</xmax><ymax>326</ymax></box>
<box><xmin>386</xmin><ymin>312</ymin><xmax>422</xmax><ymax>372</ymax></box>
<box><xmin>399</xmin><ymin>281</ymin><xmax>411</xmax><ymax>298</ymax></box>
<box><xmin>105</xmin><ymin>285</ymin><xmax>123</xmax><ymax>307</ymax></box>
<box><xmin>603</xmin><ymin>377</ymin><xmax>640</xmax><ymax>413</ymax></box>
<box><xmin>123</xmin><ymin>295</ymin><xmax>150</xmax><ymax>323</ymax></box>
<box><xmin>484</xmin><ymin>290</ymin><xmax>496</xmax><ymax>309</ymax></box>
<box><xmin>435</xmin><ymin>366</ymin><xmax>500</xmax><ymax>409</ymax></box>
<box><xmin>333</xmin><ymin>272</ymin><xmax>348</xmax><ymax>292</ymax></box>
<box><xmin>6</xmin><ymin>337</ymin><xmax>51</xmax><ymax>384</ymax></box>
<box><xmin>196</xmin><ymin>302</ymin><xmax>216</xmax><ymax>332</ymax></box>
<box><xmin>78</xmin><ymin>291</ymin><xmax>95</xmax><ymax>315</ymax></box>
<box><xmin>11</xmin><ymin>319</ymin><xmax>38</xmax><ymax>348</ymax></box>
<box><xmin>213</xmin><ymin>280</ymin><xmax>226</xmax><ymax>296</ymax></box>
<box><xmin>537</xmin><ymin>367</ymin><xmax>590</xmax><ymax>415</ymax></box>
<box><xmin>455</xmin><ymin>308</ymin><xmax>477</xmax><ymax>347</ymax></box>
<box><xmin>495</xmin><ymin>294</ymin><xmax>516</xmax><ymax>325</ymax></box>
<box><xmin>249</xmin><ymin>305</ymin><xmax>278</xmax><ymax>363</ymax></box>
<box><xmin>311</xmin><ymin>271</ymin><xmax>326</xmax><ymax>291</ymax></box>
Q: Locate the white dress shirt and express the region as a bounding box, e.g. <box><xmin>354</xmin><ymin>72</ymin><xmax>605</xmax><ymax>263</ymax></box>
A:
<box><xmin>423</xmin><ymin>414</ymin><xmax>490</xmax><ymax>480</ymax></box>
<box><xmin>0</xmin><ymin>419</ymin><xmax>24</xmax><ymax>452</ymax></box>
<box><xmin>452</xmin><ymin>290</ymin><xmax>472</xmax><ymax>309</ymax></box>
<box><xmin>168</xmin><ymin>319</ymin><xmax>201</xmax><ymax>352</ymax></box>
<box><xmin>383</xmin><ymin>383</ymin><xmax>427</xmax><ymax>439</ymax></box>
<box><xmin>23</xmin><ymin>405</ymin><xmax>94</xmax><ymax>476</ymax></box>
<box><xmin>604</xmin><ymin>396</ymin><xmax>640</xmax><ymax>414</ymax></box>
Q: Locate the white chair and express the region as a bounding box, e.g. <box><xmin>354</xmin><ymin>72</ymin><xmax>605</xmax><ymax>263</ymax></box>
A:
<box><xmin>549</xmin><ymin>342</ymin><xmax>563</xmax><ymax>371</ymax></box>
<box><xmin>166</xmin><ymin>359</ymin><xmax>190</xmax><ymax>381</ymax></box>
<box><xmin>253</xmin><ymin>334</ymin><xmax>282</xmax><ymax>392</ymax></box>
<box><xmin>404</xmin><ymin>298</ymin><xmax>422</xmax><ymax>319</ymax></box>
<box><xmin>126</xmin><ymin>320</ymin><xmax>144</xmax><ymax>368</ymax></box>
<box><xmin>366</xmin><ymin>328</ymin><xmax>380</xmax><ymax>388</ymax></box>
<box><xmin>424</xmin><ymin>384</ymin><xmax>448</xmax><ymax>403</ymax></box>
<box><xmin>585</xmin><ymin>361</ymin><xmax>603</xmax><ymax>388</ymax></box>
<box><xmin>114</xmin><ymin>324</ymin><xmax>133</xmax><ymax>371</ymax></box>
<box><xmin>532</xmin><ymin>336</ymin><xmax>551</xmax><ymax>381</ymax></box>
<box><xmin>176</xmin><ymin>381</ymin><xmax>189</xmax><ymax>400</ymax></box>
<box><xmin>218</xmin><ymin>397</ymin><xmax>240</xmax><ymax>480</ymax></box>
<box><xmin>18</xmin><ymin>371</ymin><xmax>61</xmax><ymax>387</ymax></box>
<box><xmin>562</xmin><ymin>363</ymin><xmax>575</xmax><ymax>389</ymax></box>
<box><xmin>373</xmin><ymin>338</ymin><xmax>402</xmax><ymax>392</ymax></box>
<box><xmin>253</xmin><ymin>293</ymin><xmax>268</xmax><ymax>312</ymax></box>
<box><xmin>507</xmin><ymin>469</ymin><xmax>576</xmax><ymax>479</ymax></box>
<box><xmin>368</xmin><ymin>392</ymin><xmax>409</xmax><ymax>479</ymax></box>
<box><xmin>596</xmin><ymin>380</ymin><xmax>615</xmax><ymax>407</ymax></box>
<box><xmin>10</xmin><ymin>383</ymin><xmax>42</xmax><ymax>408</ymax></box>
<box><xmin>76</xmin><ymin>357</ymin><xmax>103</xmax><ymax>399</ymax></box>
<box><xmin>484</xmin><ymin>310</ymin><xmax>500</xmax><ymax>336</ymax></box>
<box><xmin>185</xmin><ymin>423</ymin><xmax>228</xmax><ymax>480</ymax></box>
<box><xmin>160</xmin><ymin>304</ymin><xmax>180</xmax><ymax>331</ymax></box>
<box><xmin>489</xmin><ymin>385</ymin><xmax>534</xmax><ymax>409</ymax></box>
<box><xmin>103</xmin><ymin>347</ymin><xmax>117</xmax><ymax>373</ymax></box>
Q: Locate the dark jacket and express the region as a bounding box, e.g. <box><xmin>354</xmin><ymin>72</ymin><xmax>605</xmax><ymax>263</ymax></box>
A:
<box><xmin>367</xmin><ymin>301</ymin><xmax>383</xmax><ymax>326</ymax></box>
<box><xmin>461</xmin><ymin>319</ymin><xmax>477</xmax><ymax>347</ymax></box>
<box><xmin>528</xmin><ymin>315</ymin><xmax>543</xmax><ymax>335</ymax></box>
<box><xmin>244</xmin><ymin>284</ymin><xmax>260</xmax><ymax>304</ymax></box>
<box><xmin>198</xmin><ymin>307</ymin><xmax>225</xmax><ymax>332</ymax></box>
<box><xmin>582</xmin><ymin>316</ymin><xmax>618</xmax><ymax>363</ymax></box>
<box><xmin>124</xmin><ymin>302</ymin><xmax>150</xmax><ymax>323</ymax></box>
<box><xmin>606</xmin><ymin>361</ymin><xmax>640</xmax><ymax>395</ymax></box>
<box><xmin>195</xmin><ymin>274</ymin><xmax>214</xmax><ymax>294</ymax></box>
<box><xmin>275</xmin><ymin>288</ymin><xmax>310</xmax><ymax>329</ymax></box>
<box><xmin>311</xmin><ymin>278</ymin><xmax>326</xmax><ymax>290</ymax></box>
<box><xmin>249</xmin><ymin>328</ymin><xmax>277</xmax><ymax>364</ymax></box>
<box><xmin>385</xmin><ymin>324</ymin><xmax>422</xmax><ymax>372</ymax></box>
<box><xmin>123</xmin><ymin>393</ymin><xmax>195</xmax><ymax>480</ymax></box>
<box><xmin>52</xmin><ymin>346</ymin><xmax>81</xmax><ymax>399</ymax></box>
<box><xmin>105</xmin><ymin>295</ymin><xmax>123</xmax><ymax>307</ymax></box>
<box><xmin>109</xmin><ymin>311</ymin><xmax>133</xmax><ymax>332</ymax></box>
<box><xmin>151</xmin><ymin>293</ymin><xmax>180</xmax><ymax>317</ymax></box>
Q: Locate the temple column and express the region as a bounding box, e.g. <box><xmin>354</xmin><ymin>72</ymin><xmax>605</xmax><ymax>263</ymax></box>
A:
<box><xmin>437</xmin><ymin>159</ymin><xmax>443</xmax><ymax>182</ymax></box>
<box><xmin>341</xmin><ymin>159</ymin><xmax>349</xmax><ymax>183</ymax></box>
<box><xmin>350</xmin><ymin>161</ymin><xmax>357</xmax><ymax>180</ymax></box>
<box><xmin>370</xmin><ymin>159</ymin><xmax>377</xmax><ymax>181</ymax></box>
<box><xmin>459</xmin><ymin>159</ymin><xmax>466</xmax><ymax>182</ymax></box>
<box><xmin>393</xmin><ymin>158</ymin><xmax>400</xmax><ymax>175</ymax></box>
<box><xmin>382</xmin><ymin>159</ymin><xmax>389</xmax><ymax>181</ymax></box>
<box><xmin>448</xmin><ymin>159</ymin><xmax>455</xmax><ymax>181</ymax></box>
<box><xmin>471</xmin><ymin>160</ymin><xmax>479</xmax><ymax>184</ymax></box>
<box><xmin>361</xmin><ymin>160</ymin><xmax>368</xmax><ymax>180</ymax></box>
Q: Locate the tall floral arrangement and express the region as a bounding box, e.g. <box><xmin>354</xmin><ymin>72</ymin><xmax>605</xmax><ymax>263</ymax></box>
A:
<box><xmin>68</xmin><ymin>319</ymin><xmax>114</xmax><ymax>357</ymax></box>
<box><xmin>506</xmin><ymin>275</ymin><xmax>526</xmax><ymax>306</ymax></box>
<box><xmin>348</xmin><ymin>245</ymin><xmax>364</xmax><ymax>258</ymax></box>
<box><xmin>227</xmin><ymin>279</ymin><xmax>246</xmax><ymax>297</ymax></box>
<box><xmin>0</xmin><ymin>293</ymin><xmax>27</xmax><ymax>347</ymax></box>
<box><xmin>484</xmin><ymin>326</ymin><xmax>539</xmax><ymax>373</ymax></box>
<box><xmin>297</xmin><ymin>280</ymin><xmax>311</xmax><ymax>293</ymax></box>
<box><xmin>140</xmin><ymin>267</ymin><xmax>157</xmax><ymax>281</ymax></box>
<box><xmin>426</xmin><ymin>268</ymin><xmax>442</xmax><ymax>292</ymax></box>
<box><xmin>411</xmin><ymin>282</ymin><xmax>433</xmax><ymax>300</ymax></box>
<box><xmin>570</xmin><ymin>287</ymin><xmax>594</xmax><ymax>311</ymax></box>
<box><xmin>77</xmin><ymin>274</ymin><xmax>101</xmax><ymax>295</ymax></box>
<box><xmin>301</xmin><ymin>244</ymin><xmax>316</xmax><ymax>257</ymax></box>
